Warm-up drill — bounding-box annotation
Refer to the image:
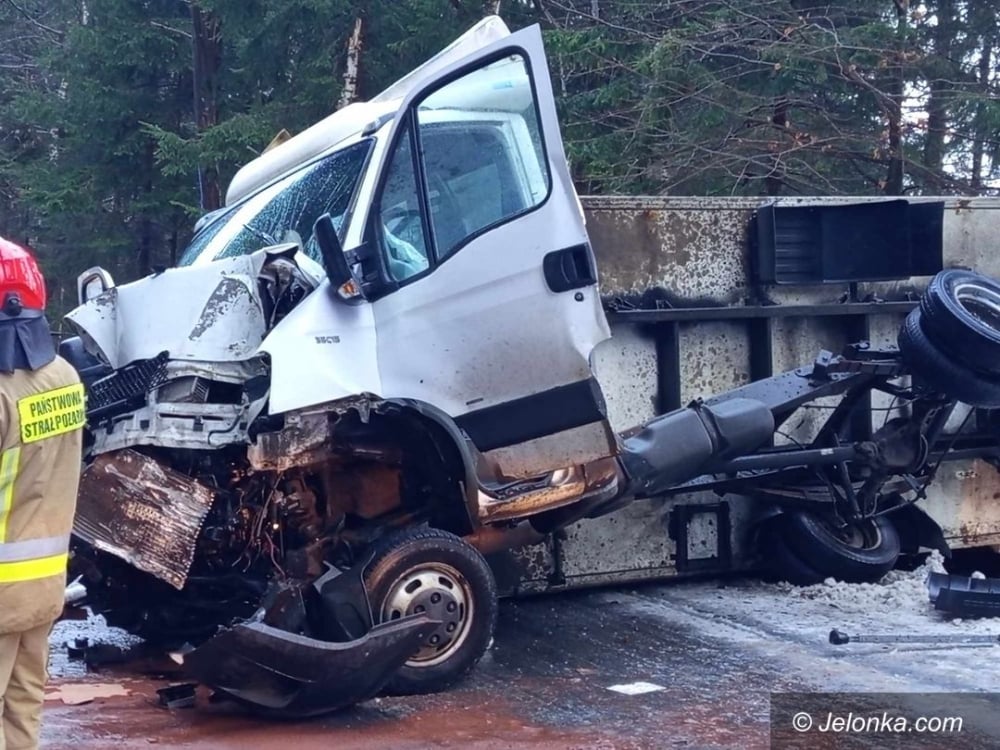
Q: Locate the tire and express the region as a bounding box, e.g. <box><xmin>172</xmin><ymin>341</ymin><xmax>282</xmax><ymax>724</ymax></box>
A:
<box><xmin>898</xmin><ymin>309</ymin><xmax>1000</xmax><ymax>407</ymax></box>
<box><xmin>759</xmin><ymin>516</ymin><xmax>827</xmax><ymax>586</ymax></box>
<box><xmin>363</xmin><ymin>527</ymin><xmax>498</xmax><ymax>695</ymax></box>
<box><xmin>920</xmin><ymin>269</ymin><xmax>1000</xmax><ymax>373</ymax></box>
<box><xmin>781</xmin><ymin>510</ymin><xmax>900</xmax><ymax>584</ymax></box>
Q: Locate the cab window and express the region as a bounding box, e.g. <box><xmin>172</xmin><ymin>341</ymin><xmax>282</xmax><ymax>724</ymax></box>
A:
<box><xmin>373</xmin><ymin>52</ymin><xmax>550</xmax><ymax>283</ymax></box>
<box><xmin>377</xmin><ymin>123</ymin><xmax>430</xmax><ymax>282</ymax></box>
<box><xmin>179</xmin><ymin>140</ymin><xmax>372</xmax><ymax>267</ymax></box>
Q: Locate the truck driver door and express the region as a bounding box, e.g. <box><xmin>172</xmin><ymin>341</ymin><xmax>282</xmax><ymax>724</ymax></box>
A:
<box><xmin>369</xmin><ymin>25</ymin><xmax>614</xmax><ymax>477</ymax></box>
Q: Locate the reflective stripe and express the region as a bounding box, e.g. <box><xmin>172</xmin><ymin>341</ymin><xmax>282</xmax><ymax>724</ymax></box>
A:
<box><xmin>0</xmin><ymin>447</ymin><xmax>20</xmax><ymax>543</ymax></box>
<box><xmin>0</xmin><ymin>552</ymin><xmax>67</xmax><ymax>583</ymax></box>
<box><xmin>0</xmin><ymin>534</ymin><xmax>71</xmax><ymax>562</ymax></box>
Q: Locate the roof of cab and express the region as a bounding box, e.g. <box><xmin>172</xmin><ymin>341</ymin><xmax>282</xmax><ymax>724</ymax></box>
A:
<box><xmin>224</xmin><ymin>15</ymin><xmax>511</xmax><ymax>207</ymax></box>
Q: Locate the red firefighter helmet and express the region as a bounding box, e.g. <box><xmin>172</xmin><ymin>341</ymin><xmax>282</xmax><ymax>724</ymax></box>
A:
<box><xmin>0</xmin><ymin>236</ymin><xmax>46</xmax><ymax>316</ymax></box>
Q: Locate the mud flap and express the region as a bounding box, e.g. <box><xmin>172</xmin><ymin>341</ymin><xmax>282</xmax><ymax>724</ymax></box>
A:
<box><xmin>889</xmin><ymin>502</ymin><xmax>951</xmax><ymax>559</ymax></box>
<box><xmin>183</xmin><ymin>615</ymin><xmax>438</xmax><ymax>716</ymax></box>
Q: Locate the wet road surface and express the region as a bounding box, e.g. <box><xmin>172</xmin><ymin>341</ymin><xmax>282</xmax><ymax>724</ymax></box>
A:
<box><xmin>40</xmin><ymin>572</ymin><xmax>1000</xmax><ymax>749</ymax></box>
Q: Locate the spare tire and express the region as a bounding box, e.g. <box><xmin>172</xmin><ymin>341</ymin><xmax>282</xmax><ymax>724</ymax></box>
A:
<box><xmin>920</xmin><ymin>269</ymin><xmax>1000</xmax><ymax>373</ymax></box>
<box><xmin>898</xmin><ymin>309</ymin><xmax>1000</xmax><ymax>407</ymax></box>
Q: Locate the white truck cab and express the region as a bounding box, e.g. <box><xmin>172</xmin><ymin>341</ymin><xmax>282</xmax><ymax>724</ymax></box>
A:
<box><xmin>70</xmin><ymin>17</ymin><xmax>615</xmax><ymax>482</ymax></box>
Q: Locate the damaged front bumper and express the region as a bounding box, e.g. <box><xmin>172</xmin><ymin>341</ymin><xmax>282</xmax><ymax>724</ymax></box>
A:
<box><xmin>183</xmin><ymin>615</ymin><xmax>438</xmax><ymax>716</ymax></box>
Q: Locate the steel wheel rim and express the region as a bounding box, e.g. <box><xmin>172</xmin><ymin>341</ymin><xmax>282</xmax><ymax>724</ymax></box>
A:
<box><xmin>828</xmin><ymin>518</ymin><xmax>882</xmax><ymax>551</ymax></box>
<box><xmin>954</xmin><ymin>281</ymin><xmax>1000</xmax><ymax>331</ymax></box>
<box><xmin>381</xmin><ymin>562</ymin><xmax>474</xmax><ymax>667</ymax></box>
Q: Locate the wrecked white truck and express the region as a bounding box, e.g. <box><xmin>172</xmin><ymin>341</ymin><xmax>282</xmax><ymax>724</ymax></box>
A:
<box><xmin>58</xmin><ymin>18</ymin><xmax>1000</xmax><ymax>714</ymax></box>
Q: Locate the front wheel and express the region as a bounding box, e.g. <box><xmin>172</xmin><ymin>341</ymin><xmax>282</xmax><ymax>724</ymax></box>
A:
<box><xmin>363</xmin><ymin>527</ymin><xmax>498</xmax><ymax>695</ymax></box>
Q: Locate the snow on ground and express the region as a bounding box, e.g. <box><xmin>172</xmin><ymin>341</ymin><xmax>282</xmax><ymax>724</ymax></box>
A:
<box><xmin>47</xmin><ymin>553</ymin><xmax>1000</xmax><ymax>695</ymax></box>
<box><xmin>585</xmin><ymin>554</ymin><xmax>1000</xmax><ymax>692</ymax></box>
<box><xmin>781</xmin><ymin>551</ymin><xmax>955</xmax><ymax>626</ymax></box>
<box><xmin>774</xmin><ymin>551</ymin><xmax>1000</xmax><ymax>634</ymax></box>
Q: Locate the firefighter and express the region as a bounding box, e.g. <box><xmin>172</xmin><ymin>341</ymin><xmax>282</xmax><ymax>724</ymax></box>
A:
<box><xmin>0</xmin><ymin>237</ymin><xmax>84</xmax><ymax>750</ymax></box>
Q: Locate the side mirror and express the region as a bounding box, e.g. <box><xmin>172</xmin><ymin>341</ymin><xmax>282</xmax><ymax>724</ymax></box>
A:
<box><xmin>313</xmin><ymin>214</ymin><xmax>365</xmax><ymax>302</ymax></box>
<box><xmin>76</xmin><ymin>267</ymin><xmax>115</xmax><ymax>305</ymax></box>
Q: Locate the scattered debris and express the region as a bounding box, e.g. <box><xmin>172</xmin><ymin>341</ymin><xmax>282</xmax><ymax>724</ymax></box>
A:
<box><xmin>45</xmin><ymin>683</ymin><xmax>130</xmax><ymax>706</ymax></box>
<box><xmin>65</xmin><ymin>579</ymin><xmax>88</xmax><ymax>606</ymax></box>
<box><xmin>167</xmin><ymin>643</ymin><xmax>195</xmax><ymax>665</ymax></box>
<box><xmin>83</xmin><ymin>643</ymin><xmax>133</xmax><ymax>668</ymax></box>
<box><xmin>156</xmin><ymin>683</ymin><xmax>198</xmax><ymax>709</ymax></box>
<box><xmin>66</xmin><ymin>637</ymin><xmax>89</xmax><ymax>660</ymax></box>
<box><xmin>606</xmin><ymin>681</ymin><xmax>665</xmax><ymax>695</ymax></box>
<box><xmin>928</xmin><ymin>571</ymin><xmax>1000</xmax><ymax>618</ymax></box>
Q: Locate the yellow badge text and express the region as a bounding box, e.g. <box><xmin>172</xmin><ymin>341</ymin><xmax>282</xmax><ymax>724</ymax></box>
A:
<box><xmin>17</xmin><ymin>383</ymin><xmax>86</xmax><ymax>444</ymax></box>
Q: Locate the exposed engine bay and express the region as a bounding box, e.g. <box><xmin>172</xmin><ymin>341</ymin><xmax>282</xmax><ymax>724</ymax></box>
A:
<box><xmin>66</xmin><ymin>247</ymin><xmax>517</xmax><ymax>711</ymax></box>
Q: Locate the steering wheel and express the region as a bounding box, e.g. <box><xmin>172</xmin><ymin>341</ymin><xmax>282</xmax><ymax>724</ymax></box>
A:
<box><xmin>383</xmin><ymin>207</ymin><xmax>423</xmax><ymax>243</ymax></box>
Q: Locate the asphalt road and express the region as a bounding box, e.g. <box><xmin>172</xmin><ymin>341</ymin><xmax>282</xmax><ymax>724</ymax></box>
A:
<box><xmin>40</xmin><ymin>570</ymin><xmax>1000</xmax><ymax>749</ymax></box>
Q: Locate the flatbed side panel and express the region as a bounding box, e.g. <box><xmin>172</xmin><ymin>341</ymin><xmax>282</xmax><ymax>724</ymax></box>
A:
<box><xmin>511</xmin><ymin>198</ymin><xmax>1000</xmax><ymax>593</ymax></box>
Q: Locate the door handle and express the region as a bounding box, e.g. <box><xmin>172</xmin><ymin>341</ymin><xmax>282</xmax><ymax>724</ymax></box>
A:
<box><xmin>543</xmin><ymin>244</ymin><xmax>597</xmax><ymax>293</ymax></box>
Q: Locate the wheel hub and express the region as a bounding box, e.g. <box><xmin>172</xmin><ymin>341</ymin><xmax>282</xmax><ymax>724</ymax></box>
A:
<box><xmin>382</xmin><ymin>564</ymin><xmax>472</xmax><ymax>666</ymax></box>
<box><xmin>829</xmin><ymin>518</ymin><xmax>881</xmax><ymax>551</ymax></box>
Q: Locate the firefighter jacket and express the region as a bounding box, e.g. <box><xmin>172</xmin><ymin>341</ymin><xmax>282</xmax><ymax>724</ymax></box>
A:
<box><xmin>0</xmin><ymin>356</ymin><xmax>84</xmax><ymax>634</ymax></box>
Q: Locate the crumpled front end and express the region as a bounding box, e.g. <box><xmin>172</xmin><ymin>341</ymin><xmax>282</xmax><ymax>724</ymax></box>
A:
<box><xmin>180</xmin><ymin>558</ymin><xmax>439</xmax><ymax>715</ymax></box>
<box><xmin>64</xmin><ymin>246</ymin><xmax>321</xmax><ymax>454</ymax></box>
<box><xmin>74</xmin><ymin>450</ymin><xmax>218</xmax><ymax>589</ymax></box>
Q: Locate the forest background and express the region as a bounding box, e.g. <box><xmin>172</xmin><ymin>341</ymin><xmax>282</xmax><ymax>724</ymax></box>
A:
<box><xmin>0</xmin><ymin>0</ymin><xmax>996</xmax><ymax>316</ymax></box>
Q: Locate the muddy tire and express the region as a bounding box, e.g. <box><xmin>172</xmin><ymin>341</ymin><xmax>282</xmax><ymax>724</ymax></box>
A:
<box><xmin>898</xmin><ymin>309</ymin><xmax>1000</xmax><ymax>407</ymax></box>
<box><xmin>363</xmin><ymin>527</ymin><xmax>498</xmax><ymax>695</ymax></box>
<box><xmin>920</xmin><ymin>269</ymin><xmax>1000</xmax><ymax>373</ymax></box>
<box><xmin>780</xmin><ymin>510</ymin><xmax>900</xmax><ymax>584</ymax></box>
<box><xmin>759</xmin><ymin>515</ymin><xmax>826</xmax><ymax>586</ymax></box>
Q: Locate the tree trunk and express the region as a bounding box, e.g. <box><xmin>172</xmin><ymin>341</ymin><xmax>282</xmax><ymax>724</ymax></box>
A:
<box><xmin>765</xmin><ymin>97</ymin><xmax>788</xmax><ymax>195</ymax></box>
<box><xmin>169</xmin><ymin>223</ymin><xmax>178</xmax><ymax>267</ymax></box>
<box><xmin>190</xmin><ymin>3</ymin><xmax>222</xmax><ymax>211</ymax></box>
<box><xmin>337</xmin><ymin>17</ymin><xmax>364</xmax><ymax>110</ymax></box>
<box><xmin>970</xmin><ymin>6</ymin><xmax>996</xmax><ymax>193</ymax></box>
<box><xmin>136</xmin><ymin>142</ymin><xmax>155</xmax><ymax>277</ymax></box>
<box><xmin>884</xmin><ymin>0</ymin><xmax>908</xmax><ymax>195</ymax></box>
<box><xmin>484</xmin><ymin>0</ymin><xmax>501</xmax><ymax>16</ymax></box>
<box><xmin>971</xmin><ymin>43</ymin><xmax>991</xmax><ymax>193</ymax></box>
<box><xmin>923</xmin><ymin>0</ymin><xmax>954</xmax><ymax>192</ymax></box>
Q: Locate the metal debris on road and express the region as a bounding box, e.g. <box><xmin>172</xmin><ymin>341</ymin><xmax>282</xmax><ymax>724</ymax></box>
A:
<box><xmin>928</xmin><ymin>571</ymin><xmax>1000</xmax><ymax>618</ymax></box>
<box><xmin>156</xmin><ymin>683</ymin><xmax>198</xmax><ymax>709</ymax></box>
<box><xmin>66</xmin><ymin>638</ymin><xmax>89</xmax><ymax>660</ymax></box>
<box><xmin>829</xmin><ymin>628</ymin><xmax>1000</xmax><ymax>646</ymax></box>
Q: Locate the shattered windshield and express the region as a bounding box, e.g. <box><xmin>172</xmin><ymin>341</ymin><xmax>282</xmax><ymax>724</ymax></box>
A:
<box><xmin>178</xmin><ymin>139</ymin><xmax>373</xmax><ymax>267</ymax></box>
